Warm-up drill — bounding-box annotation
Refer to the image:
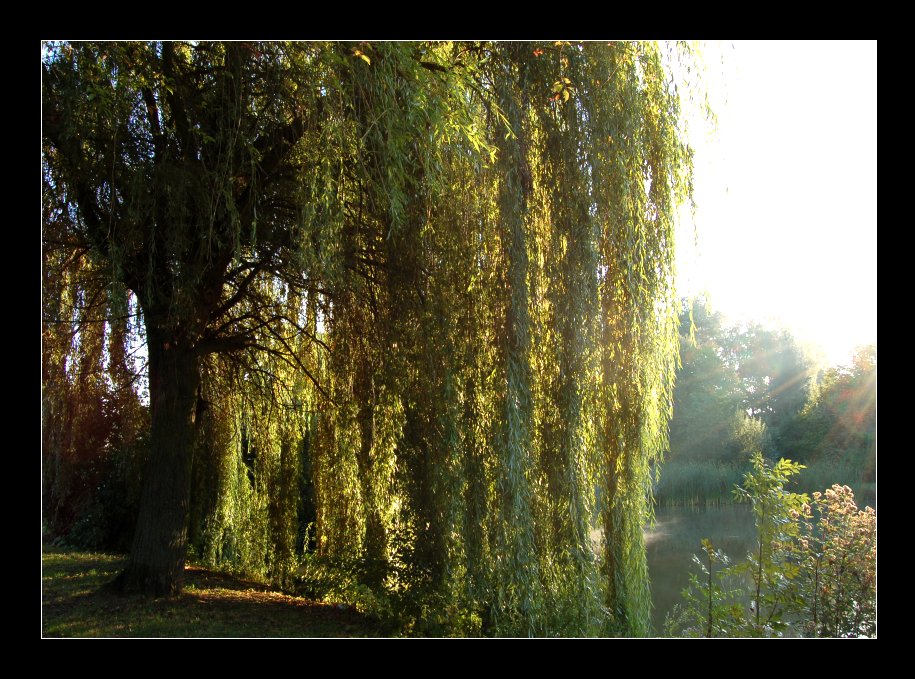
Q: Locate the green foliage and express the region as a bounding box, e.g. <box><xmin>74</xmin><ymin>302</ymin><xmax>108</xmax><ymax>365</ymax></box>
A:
<box><xmin>791</xmin><ymin>459</ymin><xmax>876</xmax><ymax>509</ymax></box>
<box><xmin>779</xmin><ymin>346</ymin><xmax>876</xmax><ymax>473</ymax></box>
<box><xmin>654</xmin><ymin>460</ymin><xmax>747</xmax><ymax>506</ymax></box>
<box><xmin>664</xmin><ymin>298</ymin><xmax>874</xmax><ymax>507</ymax></box>
<box><xmin>589</xmin><ymin>42</ymin><xmax>694</xmax><ymax>635</ymax></box>
<box><xmin>731</xmin><ymin>453</ymin><xmax>808</xmax><ymax>635</ymax></box>
<box><xmin>724</xmin><ymin>325</ymin><xmax>813</xmax><ymax>430</ymax></box>
<box><xmin>667</xmin><ymin>455</ymin><xmax>876</xmax><ymax>637</ymax></box>
<box><xmin>668</xmin><ymin>300</ymin><xmax>748</xmax><ymax>465</ymax></box>
<box><xmin>63</xmin><ymin>433</ymin><xmax>149</xmax><ymax>552</ymax></box>
<box><xmin>664</xmin><ymin>538</ymin><xmax>747</xmax><ymax>637</ymax></box>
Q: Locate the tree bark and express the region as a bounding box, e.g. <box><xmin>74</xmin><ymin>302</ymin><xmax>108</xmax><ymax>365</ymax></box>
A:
<box><xmin>353</xmin><ymin>353</ymin><xmax>387</xmax><ymax>582</ymax></box>
<box><xmin>113</xmin><ymin>327</ymin><xmax>200</xmax><ymax>596</ymax></box>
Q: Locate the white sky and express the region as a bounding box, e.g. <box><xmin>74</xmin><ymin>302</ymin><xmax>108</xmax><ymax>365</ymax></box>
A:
<box><xmin>676</xmin><ymin>41</ymin><xmax>877</xmax><ymax>366</ymax></box>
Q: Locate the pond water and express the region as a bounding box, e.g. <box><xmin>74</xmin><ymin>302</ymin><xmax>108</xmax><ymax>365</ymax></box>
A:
<box><xmin>645</xmin><ymin>504</ymin><xmax>756</xmax><ymax>635</ymax></box>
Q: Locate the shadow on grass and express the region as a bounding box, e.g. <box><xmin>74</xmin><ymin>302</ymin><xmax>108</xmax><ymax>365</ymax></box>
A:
<box><xmin>42</xmin><ymin>547</ymin><xmax>382</xmax><ymax>638</ymax></box>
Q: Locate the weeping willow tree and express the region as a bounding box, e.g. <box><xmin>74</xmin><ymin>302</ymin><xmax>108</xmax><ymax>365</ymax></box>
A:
<box><xmin>43</xmin><ymin>40</ymin><xmax>699</xmax><ymax>634</ymax></box>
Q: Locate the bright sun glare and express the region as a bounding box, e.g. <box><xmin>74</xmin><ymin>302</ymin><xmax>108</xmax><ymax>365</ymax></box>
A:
<box><xmin>677</xmin><ymin>40</ymin><xmax>877</xmax><ymax>367</ymax></box>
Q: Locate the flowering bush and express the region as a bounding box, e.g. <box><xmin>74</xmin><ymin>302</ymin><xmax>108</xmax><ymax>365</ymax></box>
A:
<box><xmin>799</xmin><ymin>485</ymin><xmax>876</xmax><ymax>637</ymax></box>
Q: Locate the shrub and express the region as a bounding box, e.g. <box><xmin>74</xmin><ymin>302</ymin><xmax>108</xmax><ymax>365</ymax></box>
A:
<box><xmin>799</xmin><ymin>485</ymin><xmax>876</xmax><ymax>637</ymax></box>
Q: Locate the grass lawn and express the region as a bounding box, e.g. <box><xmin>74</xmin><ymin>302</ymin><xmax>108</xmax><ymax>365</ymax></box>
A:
<box><xmin>41</xmin><ymin>546</ymin><xmax>383</xmax><ymax>638</ymax></box>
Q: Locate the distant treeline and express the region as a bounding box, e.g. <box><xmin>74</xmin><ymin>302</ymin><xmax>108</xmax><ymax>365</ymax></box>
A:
<box><xmin>657</xmin><ymin>298</ymin><xmax>876</xmax><ymax>507</ymax></box>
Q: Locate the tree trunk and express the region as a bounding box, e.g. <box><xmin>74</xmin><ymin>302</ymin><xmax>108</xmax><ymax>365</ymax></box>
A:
<box><xmin>113</xmin><ymin>328</ymin><xmax>200</xmax><ymax>596</ymax></box>
<box><xmin>353</xmin><ymin>355</ymin><xmax>387</xmax><ymax>584</ymax></box>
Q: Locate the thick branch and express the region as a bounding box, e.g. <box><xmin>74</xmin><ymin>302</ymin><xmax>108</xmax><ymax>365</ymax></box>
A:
<box><xmin>209</xmin><ymin>254</ymin><xmax>277</xmax><ymax>321</ymax></box>
<box><xmin>234</xmin><ymin>115</ymin><xmax>307</xmax><ymax>232</ymax></box>
<box><xmin>162</xmin><ymin>42</ymin><xmax>194</xmax><ymax>162</ymax></box>
<box><xmin>141</xmin><ymin>86</ymin><xmax>166</xmax><ymax>163</ymax></box>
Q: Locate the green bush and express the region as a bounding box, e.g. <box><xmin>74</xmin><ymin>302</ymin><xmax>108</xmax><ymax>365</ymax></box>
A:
<box><xmin>56</xmin><ymin>434</ymin><xmax>148</xmax><ymax>552</ymax></box>
<box><xmin>293</xmin><ymin>551</ymin><xmax>485</xmax><ymax>637</ymax></box>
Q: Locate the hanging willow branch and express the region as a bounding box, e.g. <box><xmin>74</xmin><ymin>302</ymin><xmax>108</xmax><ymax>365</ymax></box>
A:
<box><xmin>43</xmin><ymin>40</ymin><xmax>701</xmax><ymax>633</ymax></box>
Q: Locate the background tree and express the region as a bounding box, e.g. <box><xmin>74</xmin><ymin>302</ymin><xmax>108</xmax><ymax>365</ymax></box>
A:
<box><xmin>722</xmin><ymin>322</ymin><xmax>813</xmax><ymax>440</ymax></box>
<box><xmin>662</xmin><ymin>297</ymin><xmax>874</xmax><ymax>507</ymax></box>
<box><xmin>668</xmin><ymin>299</ymin><xmax>815</xmax><ymax>464</ymax></box>
<box><xmin>668</xmin><ymin>298</ymin><xmax>755</xmax><ymax>465</ymax></box>
<box><xmin>778</xmin><ymin>346</ymin><xmax>876</xmax><ymax>475</ymax></box>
